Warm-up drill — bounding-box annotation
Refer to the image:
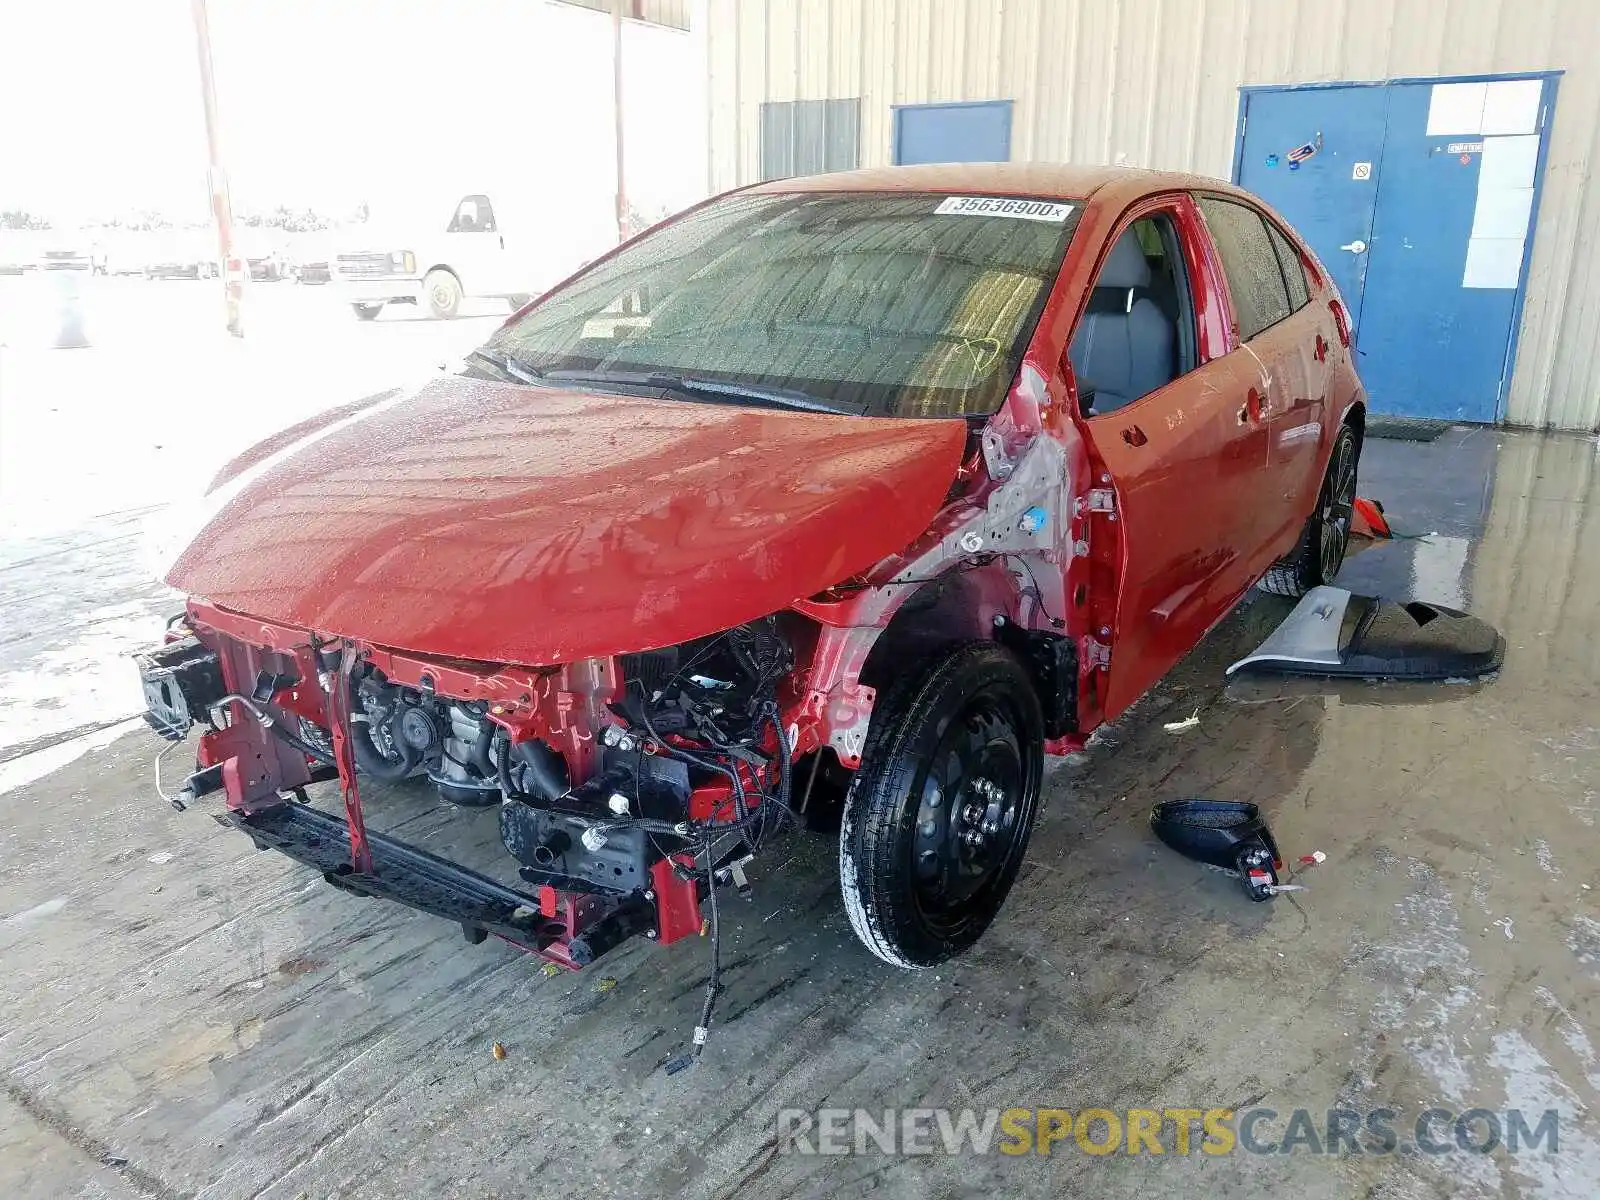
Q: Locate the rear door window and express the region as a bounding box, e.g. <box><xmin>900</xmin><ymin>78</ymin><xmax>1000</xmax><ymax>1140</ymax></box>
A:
<box><xmin>1198</xmin><ymin>197</ymin><xmax>1291</xmax><ymax>341</ymax></box>
<box><xmin>1265</xmin><ymin>220</ymin><xmax>1310</xmax><ymax>311</ymax></box>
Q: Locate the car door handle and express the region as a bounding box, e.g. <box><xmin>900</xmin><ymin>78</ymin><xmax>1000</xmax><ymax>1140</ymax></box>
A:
<box><xmin>1339</xmin><ymin>239</ymin><xmax>1367</xmax><ymax>254</ymax></box>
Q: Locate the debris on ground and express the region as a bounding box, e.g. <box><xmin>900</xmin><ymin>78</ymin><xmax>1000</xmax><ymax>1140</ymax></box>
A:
<box><xmin>1150</xmin><ymin>799</ymin><xmax>1284</xmax><ymax>902</ymax></box>
<box><xmin>491</xmin><ymin>1041</ymin><xmax>507</xmax><ymax>1060</ymax></box>
<box><xmin>1299</xmin><ymin>850</ymin><xmax>1328</xmax><ymax>865</ymax></box>
<box><xmin>1227</xmin><ymin>587</ymin><xmax>1504</xmax><ymax>681</ymax></box>
<box><xmin>1163</xmin><ymin>708</ymin><xmax>1200</xmax><ymax>733</ymax></box>
<box><xmin>540</xmin><ymin>962</ymin><xmax>562</xmax><ymax>978</ymax></box>
<box><xmin>596</xmin><ymin>977</ymin><xmax>618</xmax><ymax>993</ymax></box>
<box><xmin>1351</xmin><ymin>496</ymin><xmax>1392</xmax><ymax>539</ymax></box>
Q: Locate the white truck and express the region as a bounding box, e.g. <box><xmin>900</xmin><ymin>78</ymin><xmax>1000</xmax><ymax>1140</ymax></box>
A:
<box><xmin>331</xmin><ymin>190</ymin><xmax>615</xmax><ymax>321</ymax></box>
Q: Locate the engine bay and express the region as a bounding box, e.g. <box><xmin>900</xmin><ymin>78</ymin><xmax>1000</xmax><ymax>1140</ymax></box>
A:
<box><xmin>319</xmin><ymin>616</ymin><xmax>797</xmax><ymax>901</ymax></box>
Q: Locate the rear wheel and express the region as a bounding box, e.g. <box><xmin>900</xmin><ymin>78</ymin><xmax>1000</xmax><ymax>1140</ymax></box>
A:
<box><xmin>424</xmin><ymin>269</ymin><xmax>462</xmax><ymax>319</ymax></box>
<box><xmin>839</xmin><ymin>642</ymin><xmax>1044</xmax><ymax>968</ymax></box>
<box><xmin>1258</xmin><ymin>424</ymin><xmax>1359</xmax><ymax>598</ymax></box>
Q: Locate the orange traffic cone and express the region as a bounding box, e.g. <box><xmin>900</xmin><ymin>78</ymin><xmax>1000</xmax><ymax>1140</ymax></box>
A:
<box><xmin>1351</xmin><ymin>497</ymin><xmax>1391</xmax><ymax>539</ymax></box>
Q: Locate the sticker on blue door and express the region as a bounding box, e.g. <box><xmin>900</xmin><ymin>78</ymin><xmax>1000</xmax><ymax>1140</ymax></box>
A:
<box><xmin>1236</xmin><ymin>75</ymin><xmax>1556</xmax><ymax>423</ymax></box>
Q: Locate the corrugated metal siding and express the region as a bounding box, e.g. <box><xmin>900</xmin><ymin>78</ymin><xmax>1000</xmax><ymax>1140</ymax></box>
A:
<box><xmin>1473</xmin><ymin>431</ymin><xmax>1600</xmax><ymax>683</ymax></box>
<box><xmin>554</xmin><ymin>0</ymin><xmax>692</xmax><ymax>31</ymax></box>
<box><xmin>705</xmin><ymin>0</ymin><xmax>1600</xmax><ymax>431</ymax></box>
<box><xmin>759</xmin><ymin>98</ymin><xmax>861</xmax><ymax>178</ymax></box>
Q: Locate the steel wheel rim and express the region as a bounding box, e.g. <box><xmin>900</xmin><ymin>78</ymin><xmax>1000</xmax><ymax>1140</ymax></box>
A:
<box><xmin>908</xmin><ymin>693</ymin><xmax>1030</xmax><ymax>934</ymax></box>
<box><xmin>1319</xmin><ymin>436</ymin><xmax>1357</xmax><ymax>580</ymax></box>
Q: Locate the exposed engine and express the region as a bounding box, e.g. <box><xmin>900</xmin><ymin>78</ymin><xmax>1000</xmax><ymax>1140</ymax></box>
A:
<box><xmin>503</xmin><ymin>616</ymin><xmax>795</xmax><ymax>892</ymax></box>
<box><xmin>342</xmin><ymin>617</ymin><xmax>795</xmax><ymax>898</ymax></box>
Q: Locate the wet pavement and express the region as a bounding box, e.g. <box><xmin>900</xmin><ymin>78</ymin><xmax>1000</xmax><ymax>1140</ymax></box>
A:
<box><xmin>2</xmin><ymin>369</ymin><xmax>1598</xmax><ymax>1197</ymax></box>
<box><xmin>0</xmin><ymin>279</ymin><xmax>504</xmax><ymax>781</ymax></box>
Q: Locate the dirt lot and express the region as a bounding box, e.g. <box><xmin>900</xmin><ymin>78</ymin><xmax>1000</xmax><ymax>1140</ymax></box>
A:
<box><xmin>2</xmin><ymin>285</ymin><xmax>1597</xmax><ymax>1198</ymax></box>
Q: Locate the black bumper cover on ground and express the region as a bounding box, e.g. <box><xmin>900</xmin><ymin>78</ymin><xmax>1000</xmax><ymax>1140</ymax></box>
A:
<box><xmin>1228</xmin><ymin>589</ymin><xmax>1505</xmax><ymax>681</ymax></box>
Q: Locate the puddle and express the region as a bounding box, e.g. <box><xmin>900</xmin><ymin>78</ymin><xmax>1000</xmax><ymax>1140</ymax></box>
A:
<box><xmin>1224</xmin><ymin>672</ymin><xmax>1494</xmax><ymax>709</ymax></box>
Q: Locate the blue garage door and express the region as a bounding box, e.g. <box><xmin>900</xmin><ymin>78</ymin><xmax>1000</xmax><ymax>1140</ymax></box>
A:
<box><xmin>1236</xmin><ymin>75</ymin><xmax>1558</xmax><ymax>423</ymax></box>
<box><xmin>893</xmin><ymin>101</ymin><xmax>1013</xmax><ymax>165</ymax></box>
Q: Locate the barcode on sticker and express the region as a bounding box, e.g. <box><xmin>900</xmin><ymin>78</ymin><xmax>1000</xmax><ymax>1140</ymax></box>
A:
<box><xmin>935</xmin><ymin>196</ymin><xmax>1072</xmax><ymax>223</ymax></box>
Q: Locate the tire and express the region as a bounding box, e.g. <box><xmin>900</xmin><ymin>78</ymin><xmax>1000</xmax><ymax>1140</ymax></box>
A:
<box><xmin>839</xmin><ymin>642</ymin><xmax>1045</xmax><ymax>969</ymax></box>
<box><xmin>1258</xmin><ymin>424</ymin><xmax>1360</xmax><ymax>598</ymax></box>
<box><xmin>352</xmin><ymin>302</ymin><xmax>384</xmax><ymax>322</ymax></box>
<box><xmin>423</xmin><ymin>268</ymin><xmax>462</xmax><ymax>319</ymax></box>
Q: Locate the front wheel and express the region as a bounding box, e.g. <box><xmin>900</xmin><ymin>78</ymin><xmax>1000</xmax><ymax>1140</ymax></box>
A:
<box><xmin>423</xmin><ymin>269</ymin><xmax>462</xmax><ymax>319</ymax></box>
<box><xmin>839</xmin><ymin>642</ymin><xmax>1045</xmax><ymax>969</ymax></box>
<box><xmin>1258</xmin><ymin>424</ymin><xmax>1360</xmax><ymax>598</ymax></box>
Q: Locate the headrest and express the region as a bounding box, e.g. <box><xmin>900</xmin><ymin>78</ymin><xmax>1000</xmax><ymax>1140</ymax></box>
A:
<box><xmin>1096</xmin><ymin>230</ymin><xmax>1152</xmax><ymax>290</ymax></box>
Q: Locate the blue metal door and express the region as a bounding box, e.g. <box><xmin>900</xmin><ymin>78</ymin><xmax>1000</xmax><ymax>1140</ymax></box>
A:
<box><xmin>1238</xmin><ymin>85</ymin><xmax>1389</xmax><ymax>329</ymax></box>
<box><xmin>1236</xmin><ymin>75</ymin><xmax>1557</xmax><ymax>422</ymax></box>
<box><xmin>893</xmin><ymin>101</ymin><xmax>1013</xmax><ymax>165</ymax></box>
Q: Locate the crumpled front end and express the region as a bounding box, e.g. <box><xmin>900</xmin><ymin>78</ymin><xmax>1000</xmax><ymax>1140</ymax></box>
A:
<box><xmin>137</xmin><ymin>597</ymin><xmax>822</xmax><ymax>970</ymax></box>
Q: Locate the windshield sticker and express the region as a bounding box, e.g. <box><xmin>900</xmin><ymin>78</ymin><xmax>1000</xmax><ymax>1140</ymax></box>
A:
<box><xmin>935</xmin><ymin>196</ymin><xmax>1073</xmax><ymax>223</ymax></box>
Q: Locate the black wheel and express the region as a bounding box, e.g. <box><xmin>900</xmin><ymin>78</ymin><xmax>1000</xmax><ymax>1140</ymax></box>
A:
<box><xmin>839</xmin><ymin>642</ymin><xmax>1045</xmax><ymax>968</ymax></box>
<box><xmin>424</xmin><ymin>268</ymin><xmax>462</xmax><ymax>319</ymax></box>
<box><xmin>1258</xmin><ymin>424</ymin><xmax>1360</xmax><ymax>598</ymax></box>
<box><xmin>351</xmin><ymin>302</ymin><xmax>384</xmax><ymax>321</ymax></box>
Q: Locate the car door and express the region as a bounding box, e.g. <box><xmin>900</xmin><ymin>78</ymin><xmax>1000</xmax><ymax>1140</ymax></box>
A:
<box><xmin>1072</xmin><ymin>195</ymin><xmax>1275</xmax><ymax>721</ymax></box>
<box><xmin>445</xmin><ymin>193</ymin><xmax>511</xmax><ymax>296</ymax></box>
<box><xmin>1195</xmin><ymin>195</ymin><xmax>1322</xmax><ymax>562</ymax></box>
<box><xmin>1263</xmin><ymin>214</ymin><xmax>1334</xmax><ymax>526</ymax></box>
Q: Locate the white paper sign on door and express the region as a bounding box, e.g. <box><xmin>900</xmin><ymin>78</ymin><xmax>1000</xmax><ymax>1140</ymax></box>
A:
<box><xmin>1462</xmin><ymin>237</ymin><xmax>1524</xmax><ymax>289</ymax></box>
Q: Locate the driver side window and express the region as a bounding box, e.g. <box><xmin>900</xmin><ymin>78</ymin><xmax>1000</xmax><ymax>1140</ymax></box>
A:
<box><xmin>450</xmin><ymin>195</ymin><xmax>497</xmax><ymax>234</ymax></box>
<box><xmin>1067</xmin><ymin>212</ymin><xmax>1197</xmax><ymax>417</ymax></box>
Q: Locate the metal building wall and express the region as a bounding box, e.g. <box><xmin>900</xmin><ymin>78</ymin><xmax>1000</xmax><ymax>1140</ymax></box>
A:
<box><xmin>705</xmin><ymin>0</ymin><xmax>1600</xmax><ymax>431</ymax></box>
<box><xmin>558</xmin><ymin>0</ymin><xmax>693</xmax><ymax>30</ymax></box>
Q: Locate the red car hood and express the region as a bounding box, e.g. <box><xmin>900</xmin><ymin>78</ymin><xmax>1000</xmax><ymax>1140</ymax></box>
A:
<box><xmin>167</xmin><ymin>377</ymin><xmax>966</xmax><ymax>665</ymax></box>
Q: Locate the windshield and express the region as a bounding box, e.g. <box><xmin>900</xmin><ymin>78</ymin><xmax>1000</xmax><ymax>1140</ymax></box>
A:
<box><xmin>484</xmin><ymin>191</ymin><xmax>1080</xmax><ymax>418</ymax></box>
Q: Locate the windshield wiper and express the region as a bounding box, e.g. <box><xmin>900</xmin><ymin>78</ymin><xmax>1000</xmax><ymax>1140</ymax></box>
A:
<box><xmin>466</xmin><ymin>347</ymin><xmax>544</xmax><ymax>385</ymax></box>
<box><xmin>650</xmin><ymin>374</ymin><xmax>846</xmax><ymax>414</ymax></box>
<box><xmin>544</xmin><ymin>368</ymin><xmax>845</xmax><ymax>414</ymax></box>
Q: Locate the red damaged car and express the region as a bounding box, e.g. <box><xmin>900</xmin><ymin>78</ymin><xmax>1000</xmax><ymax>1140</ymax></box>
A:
<box><xmin>138</xmin><ymin>164</ymin><xmax>1364</xmax><ymax>985</ymax></box>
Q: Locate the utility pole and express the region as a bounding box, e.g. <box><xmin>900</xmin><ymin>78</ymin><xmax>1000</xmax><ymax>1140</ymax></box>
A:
<box><xmin>190</xmin><ymin>0</ymin><xmax>243</xmax><ymax>336</ymax></box>
<box><xmin>613</xmin><ymin>0</ymin><xmax>628</xmax><ymax>244</ymax></box>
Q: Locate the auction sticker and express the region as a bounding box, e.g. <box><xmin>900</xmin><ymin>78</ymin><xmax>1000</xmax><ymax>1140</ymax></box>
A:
<box><xmin>935</xmin><ymin>196</ymin><xmax>1073</xmax><ymax>222</ymax></box>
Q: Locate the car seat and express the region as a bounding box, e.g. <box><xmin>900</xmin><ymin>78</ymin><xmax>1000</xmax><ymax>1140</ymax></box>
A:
<box><xmin>1068</xmin><ymin>230</ymin><xmax>1177</xmax><ymax>415</ymax></box>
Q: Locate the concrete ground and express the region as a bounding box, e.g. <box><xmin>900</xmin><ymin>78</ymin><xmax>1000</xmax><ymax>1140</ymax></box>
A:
<box><xmin>2</xmin><ymin>286</ymin><xmax>1598</xmax><ymax>1198</ymax></box>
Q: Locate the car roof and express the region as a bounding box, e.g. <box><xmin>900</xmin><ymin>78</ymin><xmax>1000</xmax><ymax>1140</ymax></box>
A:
<box><xmin>750</xmin><ymin>162</ymin><xmax>1236</xmax><ymax>205</ymax></box>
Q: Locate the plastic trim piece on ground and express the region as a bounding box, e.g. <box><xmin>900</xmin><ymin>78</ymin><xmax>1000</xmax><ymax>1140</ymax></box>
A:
<box><xmin>1228</xmin><ymin>586</ymin><xmax>1505</xmax><ymax>680</ymax></box>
